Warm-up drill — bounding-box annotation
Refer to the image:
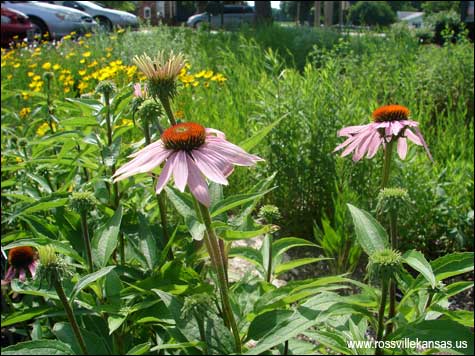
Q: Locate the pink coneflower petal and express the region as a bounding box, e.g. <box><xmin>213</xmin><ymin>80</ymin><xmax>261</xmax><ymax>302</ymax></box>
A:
<box><xmin>133</xmin><ymin>83</ymin><xmax>142</xmax><ymax>98</ymax></box>
<box><xmin>114</xmin><ymin>146</ymin><xmax>170</xmax><ymax>181</ymax></box>
<box><xmin>19</xmin><ymin>268</ymin><xmax>26</xmax><ymax>282</ymax></box>
<box><xmin>397</xmin><ymin>137</ymin><xmax>408</xmax><ymax>160</ymax></box>
<box><xmin>205</xmin><ymin>138</ymin><xmax>263</xmax><ymax>166</ymax></box>
<box><xmin>173</xmin><ymin>151</ymin><xmax>188</xmax><ymax>192</ymax></box>
<box><xmin>367</xmin><ymin>131</ymin><xmax>382</xmax><ymax>159</ymax></box>
<box><xmin>334</xmin><ymin>105</ymin><xmax>432</xmax><ymax>162</ymax></box>
<box><xmin>29</xmin><ymin>260</ymin><xmax>38</xmax><ymax>278</ymax></box>
<box><xmin>413</xmin><ymin>127</ymin><xmax>433</xmax><ymax>162</ymax></box>
<box><xmin>2</xmin><ymin>266</ymin><xmax>15</xmax><ymax>284</ymax></box>
<box><xmin>186</xmin><ymin>155</ymin><xmax>210</xmax><ymax>206</ymax></box>
<box><xmin>191</xmin><ymin>149</ymin><xmax>229</xmax><ymax>185</ymax></box>
<box><xmin>129</xmin><ymin>140</ymin><xmax>166</xmax><ymax>158</ymax></box>
<box><xmin>205</xmin><ymin>128</ymin><xmax>226</xmax><ymax>139</ymax></box>
<box><xmin>156</xmin><ymin>152</ymin><xmax>178</xmax><ymax>193</ymax></box>
<box><xmin>338</xmin><ymin>125</ymin><xmax>368</xmax><ymax>137</ymax></box>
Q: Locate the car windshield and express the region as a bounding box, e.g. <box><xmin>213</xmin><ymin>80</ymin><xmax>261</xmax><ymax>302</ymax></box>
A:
<box><xmin>80</xmin><ymin>1</ymin><xmax>105</xmax><ymax>10</ymax></box>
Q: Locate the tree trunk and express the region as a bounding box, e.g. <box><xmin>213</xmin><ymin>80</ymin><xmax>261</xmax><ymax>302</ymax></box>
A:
<box><xmin>255</xmin><ymin>1</ymin><xmax>272</xmax><ymax>25</ymax></box>
<box><xmin>196</xmin><ymin>1</ymin><xmax>208</xmax><ymax>14</ymax></box>
<box><xmin>296</xmin><ymin>1</ymin><xmax>301</xmax><ymax>25</ymax></box>
<box><xmin>323</xmin><ymin>1</ymin><xmax>333</xmax><ymax>27</ymax></box>
<box><xmin>314</xmin><ymin>1</ymin><xmax>321</xmax><ymax>27</ymax></box>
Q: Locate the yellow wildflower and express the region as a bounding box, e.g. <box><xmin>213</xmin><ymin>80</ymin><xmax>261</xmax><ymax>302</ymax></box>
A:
<box><xmin>28</xmin><ymin>71</ymin><xmax>35</xmax><ymax>77</ymax></box>
<box><xmin>53</xmin><ymin>64</ymin><xmax>61</xmax><ymax>70</ymax></box>
<box><xmin>82</xmin><ymin>51</ymin><xmax>92</xmax><ymax>58</ymax></box>
<box><xmin>19</xmin><ymin>107</ymin><xmax>31</xmax><ymax>118</ymax></box>
<box><xmin>78</xmin><ymin>69</ymin><xmax>87</xmax><ymax>76</ymax></box>
<box><xmin>85</xmin><ymin>33</ymin><xmax>92</xmax><ymax>38</ymax></box>
<box><xmin>42</xmin><ymin>62</ymin><xmax>52</xmax><ymax>70</ymax></box>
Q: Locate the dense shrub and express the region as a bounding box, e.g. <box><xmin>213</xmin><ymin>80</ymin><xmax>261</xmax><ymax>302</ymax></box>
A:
<box><xmin>347</xmin><ymin>1</ymin><xmax>397</xmax><ymax>27</ymax></box>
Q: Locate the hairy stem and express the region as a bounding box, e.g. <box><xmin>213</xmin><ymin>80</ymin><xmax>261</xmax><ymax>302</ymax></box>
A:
<box><xmin>160</xmin><ymin>95</ymin><xmax>177</xmax><ymax>126</ymax></box>
<box><xmin>381</xmin><ymin>140</ymin><xmax>394</xmax><ymax>189</ymax></box>
<box><xmin>53</xmin><ymin>271</ymin><xmax>88</xmax><ymax>355</ymax></box>
<box><xmin>376</xmin><ymin>278</ymin><xmax>389</xmax><ymax>355</ymax></box>
<box><xmin>195</xmin><ymin>200</ymin><xmax>241</xmax><ymax>354</ymax></box>
<box><xmin>80</xmin><ymin>211</ymin><xmax>94</xmax><ymax>273</ymax></box>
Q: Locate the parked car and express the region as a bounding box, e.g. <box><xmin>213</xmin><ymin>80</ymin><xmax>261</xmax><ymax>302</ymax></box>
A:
<box><xmin>186</xmin><ymin>5</ymin><xmax>255</xmax><ymax>29</ymax></box>
<box><xmin>1</xmin><ymin>1</ymin><xmax>97</xmax><ymax>40</ymax></box>
<box><xmin>1</xmin><ymin>6</ymin><xmax>33</xmax><ymax>47</ymax></box>
<box><xmin>51</xmin><ymin>1</ymin><xmax>138</xmax><ymax>31</ymax></box>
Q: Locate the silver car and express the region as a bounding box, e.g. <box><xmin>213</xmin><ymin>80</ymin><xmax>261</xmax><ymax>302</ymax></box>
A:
<box><xmin>2</xmin><ymin>1</ymin><xmax>96</xmax><ymax>39</ymax></box>
<box><xmin>187</xmin><ymin>5</ymin><xmax>255</xmax><ymax>29</ymax></box>
<box><xmin>52</xmin><ymin>1</ymin><xmax>138</xmax><ymax>31</ymax></box>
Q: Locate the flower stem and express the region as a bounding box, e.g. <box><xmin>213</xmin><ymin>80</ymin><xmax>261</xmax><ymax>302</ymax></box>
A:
<box><xmin>195</xmin><ymin>200</ymin><xmax>242</xmax><ymax>354</ymax></box>
<box><xmin>52</xmin><ymin>270</ymin><xmax>88</xmax><ymax>355</ymax></box>
<box><xmin>265</xmin><ymin>233</ymin><xmax>273</xmax><ymax>283</ymax></box>
<box><xmin>376</xmin><ymin>278</ymin><xmax>389</xmax><ymax>355</ymax></box>
<box><xmin>381</xmin><ymin>140</ymin><xmax>394</xmax><ymax>189</ymax></box>
<box><xmin>385</xmin><ymin>211</ymin><xmax>398</xmax><ymax>335</ymax></box>
<box><xmin>80</xmin><ymin>211</ymin><xmax>94</xmax><ymax>273</ymax></box>
<box><xmin>159</xmin><ymin>95</ymin><xmax>177</xmax><ymax>126</ymax></box>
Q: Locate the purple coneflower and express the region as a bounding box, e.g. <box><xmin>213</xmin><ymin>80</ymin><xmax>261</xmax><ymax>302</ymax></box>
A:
<box><xmin>2</xmin><ymin>246</ymin><xmax>38</xmax><ymax>285</ymax></box>
<box><xmin>113</xmin><ymin>122</ymin><xmax>263</xmax><ymax>207</ymax></box>
<box><xmin>334</xmin><ymin>105</ymin><xmax>432</xmax><ymax>162</ymax></box>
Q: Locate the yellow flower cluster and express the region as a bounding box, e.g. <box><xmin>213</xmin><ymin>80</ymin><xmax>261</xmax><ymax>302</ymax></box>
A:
<box><xmin>36</xmin><ymin>122</ymin><xmax>57</xmax><ymax>137</ymax></box>
<box><xmin>28</xmin><ymin>74</ymin><xmax>44</xmax><ymax>92</ymax></box>
<box><xmin>19</xmin><ymin>107</ymin><xmax>31</xmax><ymax>118</ymax></box>
<box><xmin>178</xmin><ymin>64</ymin><xmax>227</xmax><ymax>88</ymax></box>
<box><xmin>79</xmin><ymin>60</ymin><xmax>138</xmax><ymax>94</ymax></box>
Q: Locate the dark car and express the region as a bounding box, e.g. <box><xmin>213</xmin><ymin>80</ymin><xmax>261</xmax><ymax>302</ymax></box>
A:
<box><xmin>186</xmin><ymin>5</ymin><xmax>255</xmax><ymax>29</ymax></box>
<box><xmin>1</xmin><ymin>6</ymin><xmax>33</xmax><ymax>47</ymax></box>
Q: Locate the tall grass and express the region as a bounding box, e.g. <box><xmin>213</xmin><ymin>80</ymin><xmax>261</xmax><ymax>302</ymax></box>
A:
<box><xmin>2</xmin><ymin>24</ymin><xmax>473</xmax><ymax>256</ymax></box>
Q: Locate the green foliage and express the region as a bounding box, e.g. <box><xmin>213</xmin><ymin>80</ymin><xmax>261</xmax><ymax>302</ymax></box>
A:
<box><xmin>347</xmin><ymin>1</ymin><xmax>397</xmax><ymax>26</ymax></box>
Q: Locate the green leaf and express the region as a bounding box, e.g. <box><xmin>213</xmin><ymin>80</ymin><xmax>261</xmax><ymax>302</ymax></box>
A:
<box><xmin>244</xmin><ymin>293</ymin><xmax>338</xmax><ymax>355</ymax></box>
<box><xmin>53</xmin><ymin>322</ymin><xmax>111</xmax><ymax>355</ymax></box>
<box><xmin>275</xmin><ymin>257</ymin><xmax>331</xmax><ymax>276</ymax></box>
<box><xmin>126</xmin><ymin>343</ymin><xmax>152</xmax><ymax>355</ymax></box>
<box><xmin>272</xmin><ymin>237</ymin><xmax>319</xmax><ymax>259</ymax></box>
<box><xmin>2</xmin><ymin>306</ymin><xmax>52</xmax><ymax>327</ymax></box>
<box><xmin>247</xmin><ymin>309</ymin><xmax>293</xmax><ymax>341</ymax></box>
<box><xmin>210</xmin><ymin>190</ymin><xmax>272</xmax><ymax>217</ymax></box>
<box><xmin>108</xmin><ymin>315</ymin><xmax>127</xmax><ymax>335</ymax></box>
<box><xmin>1</xmin><ymin>340</ymin><xmax>74</xmax><ymax>355</ymax></box>
<box><xmin>388</xmin><ymin>319</ymin><xmax>474</xmax><ymax>355</ymax></box>
<box><xmin>229</xmin><ymin>246</ymin><xmax>264</xmax><ymax>269</ymax></box>
<box><xmin>403</xmin><ymin>250</ymin><xmax>436</xmax><ymax>288</ymax></box>
<box><xmin>433</xmin><ymin>252</ymin><xmax>474</xmax><ymax>282</ymax></box>
<box><xmin>92</xmin><ymin>205</ymin><xmax>123</xmax><ymax>267</ymax></box>
<box><xmin>137</xmin><ymin>213</ymin><xmax>158</xmax><ymax>270</ymax></box>
<box><xmin>220</xmin><ymin>224</ymin><xmax>271</xmax><ymax>241</ymax></box>
<box><xmin>70</xmin><ymin>266</ymin><xmax>116</xmax><ymax>302</ymax></box>
<box><xmin>61</xmin><ymin>116</ymin><xmax>98</xmax><ymax>127</ymax></box>
<box><xmin>347</xmin><ymin>204</ymin><xmax>388</xmax><ymax>256</ymax></box>
<box><xmin>239</xmin><ymin>116</ymin><xmax>285</xmax><ymax>151</ymax></box>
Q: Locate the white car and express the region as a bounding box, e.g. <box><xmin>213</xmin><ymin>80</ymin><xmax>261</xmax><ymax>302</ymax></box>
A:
<box><xmin>51</xmin><ymin>1</ymin><xmax>138</xmax><ymax>31</ymax></box>
<box><xmin>2</xmin><ymin>1</ymin><xmax>97</xmax><ymax>40</ymax></box>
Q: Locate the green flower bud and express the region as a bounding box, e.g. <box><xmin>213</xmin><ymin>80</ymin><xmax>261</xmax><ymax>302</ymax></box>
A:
<box><xmin>376</xmin><ymin>187</ymin><xmax>409</xmax><ymax>215</ymax></box>
<box><xmin>18</xmin><ymin>138</ymin><xmax>28</xmax><ymax>148</ymax></box>
<box><xmin>138</xmin><ymin>99</ymin><xmax>162</xmax><ymax>122</ymax></box>
<box><xmin>147</xmin><ymin>78</ymin><xmax>177</xmax><ymax>102</ymax></box>
<box><xmin>37</xmin><ymin>245</ymin><xmax>67</xmax><ymax>286</ymax></box>
<box><xmin>95</xmin><ymin>80</ymin><xmax>116</xmax><ymax>98</ymax></box>
<box><xmin>43</xmin><ymin>71</ymin><xmax>54</xmax><ymax>81</ymax></box>
<box><xmin>367</xmin><ymin>248</ymin><xmax>402</xmax><ymax>281</ymax></box>
<box><xmin>69</xmin><ymin>192</ymin><xmax>98</xmax><ymax>214</ymax></box>
<box><xmin>38</xmin><ymin>245</ymin><xmax>59</xmax><ymax>268</ymax></box>
<box><xmin>258</xmin><ymin>205</ymin><xmax>281</xmax><ymax>224</ymax></box>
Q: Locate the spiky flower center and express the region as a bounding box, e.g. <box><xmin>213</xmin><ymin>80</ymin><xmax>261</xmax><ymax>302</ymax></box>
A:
<box><xmin>162</xmin><ymin>122</ymin><xmax>206</xmax><ymax>151</ymax></box>
<box><xmin>9</xmin><ymin>246</ymin><xmax>35</xmax><ymax>268</ymax></box>
<box><xmin>372</xmin><ymin>105</ymin><xmax>410</xmax><ymax>123</ymax></box>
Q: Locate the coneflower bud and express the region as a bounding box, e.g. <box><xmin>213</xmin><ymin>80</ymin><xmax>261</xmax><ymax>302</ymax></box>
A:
<box><xmin>43</xmin><ymin>71</ymin><xmax>54</xmax><ymax>82</ymax></box>
<box><xmin>69</xmin><ymin>191</ymin><xmax>97</xmax><ymax>214</ymax></box>
<box><xmin>258</xmin><ymin>205</ymin><xmax>281</xmax><ymax>224</ymax></box>
<box><xmin>367</xmin><ymin>248</ymin><xmax>402</xmax><ymax>282</ymax></box>
<box><xmin>138</xmin><ymin>99</ymin><xmax>162</xmax><ymax>123</ymax></box>
<box><xmin>95</xmin><ymin>80</ymin><xmax>116</xmax><ymax>99</ymax></box>
<box><xmin>37</xmin><ymin>244</ymin><xmax>65</xmax><ymax>286</ymax></box>
<box><xmin>376</xmin><ymin>187</ymin><xmax>409</xmax><ymax>215</ymax></box>
<box><xmin>17</xmin><ymin>138</ymin><xmax>28</xmax><ymax>148</ymax></box>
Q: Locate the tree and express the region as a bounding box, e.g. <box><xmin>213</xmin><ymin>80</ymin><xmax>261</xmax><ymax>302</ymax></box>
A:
<box><xmin>97</xmin><ymin>1</ymin><xmax>136</xmax><ymax>13</ymax></box>
<box><xmin>421</xmin><ymin>1</ymin><xmax>461</xmax><ymax>14</ymax></box>
<box><xmin>281</xmin><ymin>1</ymin><xmax>312</xmax><ymax>24</ymax></box>
<box><xmin>347</xmin><ymin>1</ymin><xmax>396</xmax><ymax>27</ymax></box>
<box><xmin>255</xmin><ymin>1</ymin><xmax>272</xmax><ymax>24</ymax></box>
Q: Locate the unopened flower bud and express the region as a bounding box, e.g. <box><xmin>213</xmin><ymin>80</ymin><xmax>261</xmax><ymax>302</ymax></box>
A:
<box><xmin>258</xmin><ymin>205</ymin><xmax>281</xmax><ymax>224</ymax></box>
<box><xmin>367</xmin><ymin>248</ymin><xmax>402</xmax><ymax>281</ymax></box>
<box><xmin>376</xmin><ymin>187</ymin><xmax>409</xmax><ymax>215</ymax></box>
<box><xmin>95</xmin><ymin>80</ymin><xmax>116</xmax><ymax>98</ymax></box>
<box><xmin>69</xmin><ymin>191</ymin><xmax>97</xmax><ymax>214</ymax></box>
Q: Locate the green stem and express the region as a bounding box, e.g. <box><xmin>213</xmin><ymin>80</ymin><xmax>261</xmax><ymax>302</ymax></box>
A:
<box><xmin>265</xmin><ymin>233</ymin><xmax>273</xmax><ymax>283</ymax></box>
<box><xmin>381</xmin><ymin>140</ymin><xmax>394</xmax><ymax>189</ymax></box>
<box><xmin>376</xmin><ymin>278</ymin><xmax>389</xmax><ymax>355</ymax></box>
<box><xmin>159</xmin><ymin>95</ymin><xmax>177</xmax><ymax>126</ymax></box>
<box><xmin>53</xmin><ymin>271</ymin><xmax>89</xmax><ymax>355</ymax></box>
<box><xmin>195</xmin><ymin>200</ymin><xmax>242</xmax><ymax>354</ymax></box>
<box><xmin>80</xmin><ymin>211</ymin><xmax>94</xmax><ymax>273</ymax></box>
<box><xmin>385</xmin><ymin>211</ymin><xmax>398</xmax><ymax>335</ymax></box>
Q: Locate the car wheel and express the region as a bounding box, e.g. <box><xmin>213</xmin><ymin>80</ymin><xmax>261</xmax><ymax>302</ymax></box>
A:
<box><xmin>94</xmin><ymin>16</ymin><xmax>113</xmax><ymax>32</ymax></box>
<box><xmin>29</xmin><ymin>17</ymin><xmax>50</xmax><ymax>41</ymax></box>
